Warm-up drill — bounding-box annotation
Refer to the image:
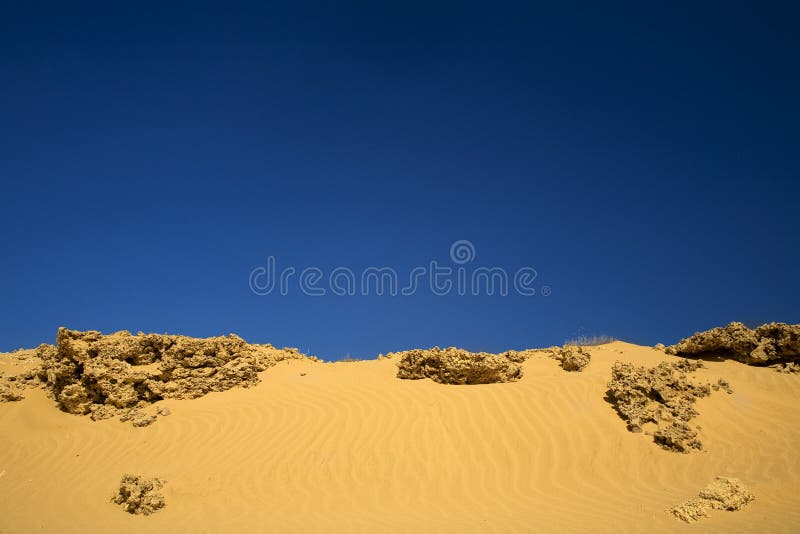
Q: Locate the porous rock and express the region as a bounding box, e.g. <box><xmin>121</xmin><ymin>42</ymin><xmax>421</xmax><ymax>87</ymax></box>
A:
<box><xmin>34</xmin><ymin>328</ymin><xmax>310</xmax><ymax>424</ymax></box>
<box><xmin>111</xmin><ymin>474</ymin><xmax>166</xmax><ymax>515</ymax></box>
<box><xmin>395</xmin><ymin>347</ymin><xmax>524</xmax><ymax>384</ymax></box>
<box><xmin>553</xmin><ymin>346</ymin><xmax>590</xmax><ymax>371</ymax></box>
<box><xmin>0</xmin><ymin>381</ymin><xmax>24</xmax><ymax>402</ymax></box>
<box><xmin>668</xmin><ymin>322</ymin><xmax>800</xmax><ymax>366</ymax></box>
<box><xmin>119</xmin><ymin>408</ymin><xmax>157</xmax><ymax>428</ymax></box>
<box><xmin>773</xmin><ymin>361</ymin><xmax>800</xmax><ymax>374</ymax></box>
<box><xmin>671</xmin><ymin>477</ymin><xmax>754</xmax><ymax>523</ymax></box>
<box><xmin>711</xmin><ymin>378</ymin><xmax>734</xmax><ymax>394</ymax></box>
<box><xmin>606</xmin><ymin>359</ymin><xmax>715</xmax><ymax>452</ymax></box>
<box><xmin>0</xmin><ymin>348</ymin><xmax>44</xmax><ymax>401</ymax></box>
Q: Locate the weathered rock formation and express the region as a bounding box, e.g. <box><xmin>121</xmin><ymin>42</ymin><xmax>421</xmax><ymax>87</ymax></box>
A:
<box><xmin>395</xmin><ymin>347</ymin><xmax>525</xmax><ymax>384</ymax></box>
<box><xmin>668</xmin><ymin>322</ymin><xmax>800</xmax><ymax>366</ymax></box>
<box><xmin>0</xmin><ymin>349</ymin><xmax>41</xmax><ymax>402</ymax></box>
<box><xmin>671</xmin><ymin>476</ymin><xmax>755</xmax><ymax>523</ymax></box>
<box><xmin>0</xmin><ymin>381</ymin><xmax>24</xmax><ymax>402</ymax></box>
<box><xmin>606</xmin><ymin>359</ymin><xmax>717</xmax><ymax>452</ymax></box>
<box><xmin>30</xmin><ymin>328</ymin><xmax>311</xmax><ymax>423</ymax></box>
<box><xmin>552</xmin><ymin>346</ymin><xmax>590</xmax><ymax>371</ymax></box>
<box><xmin>111</xmin><ymin>474</ymin><xmax>166</xmax><ymax>515</ymax></box>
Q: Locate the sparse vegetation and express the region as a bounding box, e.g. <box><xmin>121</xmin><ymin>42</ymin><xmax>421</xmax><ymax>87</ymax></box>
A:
<box><xmin>338</xmin><ymin>353</ymin><xmax>366</xmax><ymax>362</ymax></box>
<box><xmin>564</xmin><ymin>335</ymin><xmax>616</xmax><ymax>347</ymax></box>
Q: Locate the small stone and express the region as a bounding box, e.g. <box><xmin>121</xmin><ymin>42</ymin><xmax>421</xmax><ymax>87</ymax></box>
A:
<box><xmin>779</xmin><ymin>362</ymin><xmax>800</xmax><ymax>373</ymax></box>
<box><xmin>111</xmin><ymin>474</ymin><xmax>166</xmax><ymax>515</ymax></box>
<box><xmin>717</xmin><ymin>378</ymin><xmax>733</xmax><ymax>394</ymax></box>
<box><xmin>132</xmin><ymin>415</ymin><xmax>157</xmax><ymax>427</ymax></box>
<box><xmin>89</xmin><ymin>405</ymin><xmax>118</xmax><ymax>421</ymax></box>
<box><xmin>671</xmin><ymin>477</ymin><xmax>754</xmax><ymax>523</ymax></box>
<box><xmin>0</xmin><ymin>382</ymin><xmax>24</xmax><ymax>402</ymax></box>
<box><xmin>119</xmin><ymin>408</ymin><xmax>157</xmax><ymax>427</ymax></box>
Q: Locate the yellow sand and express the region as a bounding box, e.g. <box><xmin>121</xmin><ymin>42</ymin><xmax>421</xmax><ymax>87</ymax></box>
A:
<box><xmin>1</xmin><ymin>341</ymin><xmax>799</xmax><ymax>533</ymax></box>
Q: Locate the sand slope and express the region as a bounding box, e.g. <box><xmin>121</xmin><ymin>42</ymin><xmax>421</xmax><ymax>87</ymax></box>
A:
<box><xmin>1</xmin><ymin>341</ymin><xmax>799</xmax><ymax>533</ymax></box>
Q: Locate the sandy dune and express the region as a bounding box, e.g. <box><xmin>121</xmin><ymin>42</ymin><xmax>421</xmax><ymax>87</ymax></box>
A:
<box><xmin>1</xmin><ymin>341</ymin><xmax>799</xmax><ymax>533</ymax></box>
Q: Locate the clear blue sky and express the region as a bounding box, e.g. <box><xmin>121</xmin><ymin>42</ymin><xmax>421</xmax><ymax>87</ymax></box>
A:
<box><xmin>1</xmin><ymin>2</ymin><xmax>798</xmax><ymax>359</ymax></box>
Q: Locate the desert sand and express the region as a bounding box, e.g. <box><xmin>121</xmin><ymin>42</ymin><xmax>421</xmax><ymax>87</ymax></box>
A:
<box><xmin>1</xmin><ymin>330</ymin><xmax>799</xmax><ymax>533</ymax></box>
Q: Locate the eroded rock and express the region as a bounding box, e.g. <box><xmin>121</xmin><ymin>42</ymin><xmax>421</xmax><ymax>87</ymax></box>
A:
<box><xmin>32</xmin><ymin>328</ymin><xmax>311</xmax><ymax>425</ymax></box>
<box><xmin>671</xmin><ymin>477</ymin><xmax>754</xmax><ymax>523</ymax></box>
<box><xmin>606</xmin><ymin>359</ymin><xmax>716</xmax><ymax>452</ymax></box>
<box><xmin>0</xmin><ymin>381</ymin><xmax>24</xmax><ymax>402</ymax></box>
<box><xmin>772</xmin><ymin>361</ymin><xmax>800</xmax><ymax>374</ymax></box>
<box><xmin>111</xmin><ymin>474</ymin><xmax>166</xmax><ymax>515</ymax></box>
<box><xmin>89</xmin><ymin>404</ymin><xmax>118</xmax><ymax>421</ymax></box>
<box><xmin>119</xmin><ymin>408</ymin><xmax>157</xmax><ymax>428</ymax></box>
<box><xmin>711</xmin><ymin>378</ymin><xmax>734</xmax><ymax>394</ymax></box>
<box><xmin>0</xmin><ymin>348</ymin><xmax>45</xmax><ymax>401</ymax></box>
<box><xmin>395</xmin><ymin>347</ymin><xmax>524</xmax><ymax>384</ymax></box>
<box><xmin>552</xmin><ymin>346</ymin><xmax>590</xmax><ymax>372</ymax></box>
<box><xmin>671</xmin><ymin>497</ymin><xmax>710</xmax><ymax>523</ymax></box>
<box><xmin>668</xmin><ymin>322</ymin><xmax>800</xmax><ymax>366</ymax></box>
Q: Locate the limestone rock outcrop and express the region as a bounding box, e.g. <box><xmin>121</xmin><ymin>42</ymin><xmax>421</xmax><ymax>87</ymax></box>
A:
<box><xmin>606</xmin><ymin>359</ymin><xmax>717</xmax><ymax>452</ymax></box>
<box><xmin>552</xmin><ymin>346</ymin><xmax>590</xmax><ymax>372</ymax></box>
<box><xmin>34</xmin><ymin>328</ymin><xmax>311</xmax><ymax>422</ymax></box>
<box><xmin>395</xmin><ymin>347</ymin><xmax>525</xmax><ymax>384</ymax></box>
<box><xmin>668</xmin><ymin>322</ymin><xmax>800</xmax><ymax>366</ymax></box>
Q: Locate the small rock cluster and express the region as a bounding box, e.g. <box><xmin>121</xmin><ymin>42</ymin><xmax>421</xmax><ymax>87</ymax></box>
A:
<box><xmin>551</xmin><ymin>346</ymin><xmax>591</xmax><ymax>372</ymax></box>
<box><xmin>0</xmin><ymin>380</ymin><xmax>24</xmax><ymax>402</ymax></box>
<box><xmin>606</xmin><ymin>359</ymin><xmax>720</xmax><ymax>452</ymax></box>
<box><xmin>395</xmin><ymin>347</ymin><xmax>526</xmax><ymax>384</ymax></box>
<box><xmin>671</xmin><ymin>476</ymin><xmax>755</xmax><ymax>523</ymax></box>
<box><xmin>0</xmin><ymin>349</ymin><xmax>40</xmax><ymax>402</ymax></box>
<box><xmin>667</xmin><ymin>322</ymin><xmax>800</xmax><ymax>367</ymax></box>
<box><xmin>712</xmin><ymin>378</ymin><xmax>734</xmax><ymax>394</ymax></box>
<box><xmin>773</xmin><ymin>362</ymin><xmax>800</xmax><ymax>374</ymax></box>
<box><xmin>111</xmin><ymin>474</ymin><xmax>166</xmax><ymax>515</ymax></box>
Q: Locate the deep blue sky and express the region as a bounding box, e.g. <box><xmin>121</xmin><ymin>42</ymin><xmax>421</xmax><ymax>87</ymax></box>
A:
<box><xmin>1</xmin><ymin>2</ymin><xmax>798</xmax><ymax>358</ymax></box>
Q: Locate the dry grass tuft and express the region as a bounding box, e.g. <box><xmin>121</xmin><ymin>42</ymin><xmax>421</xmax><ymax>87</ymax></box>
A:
<box><xmin>564</xmin><ymin>335</ymin><xmax>616</xmax><ymax>347</ymax></box>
